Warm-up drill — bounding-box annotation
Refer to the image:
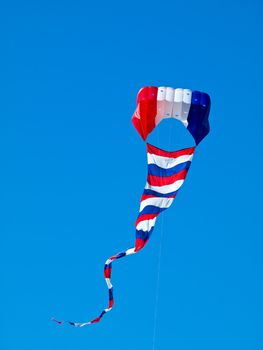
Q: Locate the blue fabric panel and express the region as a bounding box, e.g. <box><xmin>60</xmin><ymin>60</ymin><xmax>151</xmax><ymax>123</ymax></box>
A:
<box><xmin>187</xmin><ymin>91</ymin><xmax>211</xmax><ymax>145</ymax></box>
<box><xmin>99</xmin><ymin>310</ymin><xmax>106</xmax><ymax>318</ymax></box>
<box><xmin>104</xmin><ymin>262</ymin><xmax>112</xmax><ymax>269</ymax></box>
<box><xmin>115</xmin><ymin>252</ymin><xmax>126</xmax><ymax>259</ymax></box>
<box><xmin>138</xmin><ymin>205</ymin><xmax>167</xmax><ymax>216</ymax></box>
<box><xmin>135</xmin><ymin>228</ymin><xmax>154</xmax><ymax>241</ymax></box>
<box><xmin>148</xmin><ymin>161</ymin><xmax>191</xmax><ymax>177</ymax></box>
<box><xmin>109</xmin><ymin>288</ymin><xmax>114</xmax><ymax>301</ymax></box>
<box><xmin>143</xmin><ymin>188</ymin><xmax>178</xmax><ymax>198</ymax></box>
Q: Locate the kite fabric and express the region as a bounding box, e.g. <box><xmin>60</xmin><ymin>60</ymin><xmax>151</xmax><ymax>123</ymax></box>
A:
<box><xmin>132</xmin><ymin>86</ymin><xmax>210</xmax><ymax>144</ymax></box>
<box><xmin>53</xmin><ymin>86</ymin><xmax>211</xmax><ymax>327</ymax></box>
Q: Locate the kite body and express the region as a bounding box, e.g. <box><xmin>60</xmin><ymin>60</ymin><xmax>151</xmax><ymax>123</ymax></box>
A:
<box><xmin>53</xmin><ymin>86</ymin><xmax>211</xmax><ymax>327</ymax></box>
<box><xmin>134</xmin><ymin>143</ymin><xmax>195</xmax><ymax>251</ymax></box>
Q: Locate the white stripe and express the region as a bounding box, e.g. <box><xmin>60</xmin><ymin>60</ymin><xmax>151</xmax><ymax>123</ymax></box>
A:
<box><xmin>78</xmin><ymin>322</ymin><xmax>91</xmax><ymax>327</ymax></box>
<box><xmin>139</xmin><ymin>197</ymin><xmax>174</xmax><ymax>212</ymax></box>
<box><xmin>105</xmin><ymin>258</ymin><xmax>113</xmax><ymax>265</ymax></box>
<box><xmin>136</xmin><ymin>218</ymin><xmax>157</xmax><ymax>232</ymax></box>
<box><xmin>147</xmin><ymin>153</ymin><xmax>193</xmax><ymax>169</ymax></box>
<box><xmin>125</xmin><ymin>248</ymin><xmax>135</xmax><ymax>256</ymax></box>
<box><xmin>105</xmin><ymin>278</ymin><xmax>113</xmax><ymax>289</ymax></box>
<box><xmin>145</xmin><ymin>179</ymin><xmax>185</xmax><ymax>194</ymax></box>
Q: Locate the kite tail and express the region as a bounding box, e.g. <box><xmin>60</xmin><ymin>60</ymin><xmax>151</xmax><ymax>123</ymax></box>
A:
<box><xmin>52</xmin><ymin>143</ymin><xmax>195</xmax><ymax>327</ymax></box>
<box><xmin>52</xmin><ymin>246</ymin><xmax>140</xmax><ymax>327</ymax></box>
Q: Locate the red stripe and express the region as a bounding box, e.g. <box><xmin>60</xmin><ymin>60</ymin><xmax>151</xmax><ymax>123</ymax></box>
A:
<box><xmin>91</xmin><ymin>317</ymin><xmax>101</xmax><ymax>324</ymax></box>
<box><xmin>147</xmin><ymin>143</ymin><xmax>195</xmax><ymax>158</ymax></box>
<box><xmin>140</xmin><ymin>194</ymin><xmax>155</xmax><ymax>201</ymax></box>
<box><xmin>108</xmin><ymin>299</ymin><xmax>114</xmax><ymax>308</ymax></box>
<box><xmin>104</xmin><ymin>267</ymin><xmax>112</xmax><ymax>278</ymax></box>
<box><xmin>135</xmin><ymin>213</ymin><xmax>158</xmax><ymax>227</ymax></box>
<box><xmin>135</xmin><ymin>238</ymin><xmax>148</xmax><ymax>252</ymax></box>
<box><xmin>141</xmin><ymin>193</ymin><xmax>177</xmax><ymax>201</ymax></box>
<box><xmin>147</xmin><ymin>169</ymin><xmax>188</xmax><ymax>186</ymax></box>
<box><xmin>109</xmin><ymin>255</ymin><xmax>117</xmax><ymax>261</ymax></box>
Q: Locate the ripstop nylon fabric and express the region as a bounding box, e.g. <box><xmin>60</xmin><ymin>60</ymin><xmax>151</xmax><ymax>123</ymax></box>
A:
<box><xmin>52</xmin><ymin>143</ymin><xmax>195</xmax><ymax>327</ymax></box>
<box><xmin>53</xmin><ymin>85</ymin><xmax>210</xmax><ymax>327</ymax></box>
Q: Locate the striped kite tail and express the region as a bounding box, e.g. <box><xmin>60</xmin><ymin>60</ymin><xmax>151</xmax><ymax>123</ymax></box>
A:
<box><xmin>52</xmin><ymin>143</ymin><xmax>195</xmax><ymax>327</ymax></box>
<box><xmin>52</xmin><ymin>247</ymin><xmax>138</xmax><ymax>327</ymax></box>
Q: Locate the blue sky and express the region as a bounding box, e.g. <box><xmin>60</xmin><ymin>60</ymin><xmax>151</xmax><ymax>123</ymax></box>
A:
<box><xmin>1</xmin><ymin>0</ymin><xmax>263</xmax><ymax>349</ymax></box>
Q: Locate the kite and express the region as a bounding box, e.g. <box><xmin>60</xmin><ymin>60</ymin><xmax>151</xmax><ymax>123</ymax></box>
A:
<box><xmin>53</xmin><ymin>86</ymin><xmax>211</xmax><ymax>327</ymax></box>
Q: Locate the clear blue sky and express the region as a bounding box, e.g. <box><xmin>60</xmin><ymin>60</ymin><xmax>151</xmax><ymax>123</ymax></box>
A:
<box><xmin>1</xmin><ymin>0</ymin><xmax>263</xmax><ymax>349</ymax></box>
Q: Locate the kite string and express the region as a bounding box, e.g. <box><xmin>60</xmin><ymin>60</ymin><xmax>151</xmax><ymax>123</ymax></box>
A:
<box><xmin>152</xmin><ymin>214</ymin><xmax>165</xmax><ymax>350</ymax></box>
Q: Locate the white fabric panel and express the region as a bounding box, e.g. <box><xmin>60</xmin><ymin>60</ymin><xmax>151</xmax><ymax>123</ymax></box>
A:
<box><xmin>163</xmin><ymin>87</ymin><xmax>174</xmax><ymax>118</ymax></box>
<box><xmin>183</xmin><ymin>89</ymin><xmax>192</xmax><ymax>104</ymax></box>
<box><xmin>136</xmin><ymin>218</ymin><xmax>157</xmax><ymax>232</ymax></box>
<box><xmin>180</xmin><ymin>89</ymin><xmax>192</xmax><ymax>126</ymax></box>
<box><xmin>173</xmin><ymin>88</ymin><xmax>183</xmax><ymax>102</ymax></box>
<box><xmin>105</xmin><ymin>278</ymin><xmax>113</xmax><ymax>289</ymax></box>
<box><xmin>104</xmin><ymin>307</ymin><xmax>112</xmax><ymax>312</ymax></box>
<box><xmin>155</xmin><ymin>86</ymin><xmax>192</xmax><ymax>128</ymax></box>
<box><xmin>172</xmin><ymin>88</ymin><xmax>183</xmax><ymax>124</ymax></box>
<box><xmin>78</xmin><ymin>322</ymin><xmax>91</xmax><ymax>327</ymax></box>
<box><xmin>166</xmin><ymin>87</ymin><xmax>174</xmax><ymax>101</ymax></box>
<box><xmin>147</xmin><ymin>153</ymin><xmax>194</xmax><ymax>169</ymax></box>
<box><xmin>105</xmin><ymin>258</ymin><xmax>113</xmax><ymax>265</ymax></box>
<box><xmin>157</xmin><ymin>86</ymin><xmax>166</xmax><ymax>101</ymax></box>
<box><xmin>163</xmin><ymin>100</ymin><xmax>173</xmax><ymax>119</ymax></box>
<box><xmin>125</xmin><ymin>248</ymin><xmax>136</xmax><ymax>256</ymax></box>
<box><xmin>156</xmin><ymin>87</ymin><xmax>166</xmax><ymax>125</ymax></box>
<box><xmin>145</xmin><ymin>179</ymin><xmax>185</xmax><ymax>194</ymax></box>
<box><xmin>139</xmin><ymin>197</ymin><xmax>174</xmax><ymax>212</ymax></box>
<box><xmin>172</xmin><ymin>88</ymin><xmax>192</xmax><ymax>127</ymax></box>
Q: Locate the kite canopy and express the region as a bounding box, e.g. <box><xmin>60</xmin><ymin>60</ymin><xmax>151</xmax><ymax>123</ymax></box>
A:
<box><xmin>132</xmin><ymin>86</ymin><xmax>211</xmax><ymax>145</ymax></box>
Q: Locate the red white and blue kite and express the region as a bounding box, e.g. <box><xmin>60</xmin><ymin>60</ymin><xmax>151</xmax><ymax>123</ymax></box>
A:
<box><xmin>53</xmin><ymin>86</ymin><xmax>211</xmax><ymax>327</ymax></box>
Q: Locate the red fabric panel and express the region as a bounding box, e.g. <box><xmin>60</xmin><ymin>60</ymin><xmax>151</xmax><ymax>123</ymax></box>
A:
<box><xmin>135</xmin><ymin>213</ymin><xmax>158</xmax><ymax>227</ymax></box>
<box><xmin>147</xmin><ymin>169</ymin><xmax>188</xmax><ymax>186</ymax></box>
<box><xmin>132</xmin><ymin>86</ymin><xmax>158</xmax><ymax>140</ymax></box>
<box><xmin>147</xmin><ymin>143</ymin><xmax>195</xmax><ymax>158</ymax></box>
